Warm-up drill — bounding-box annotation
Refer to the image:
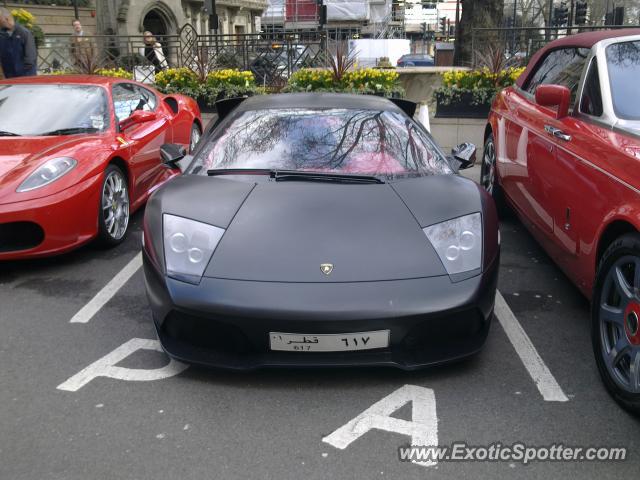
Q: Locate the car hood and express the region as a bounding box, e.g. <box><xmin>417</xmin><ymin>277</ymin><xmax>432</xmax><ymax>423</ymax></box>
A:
<box><xmin>0</xmin><ymin>138</ymin><xmax>58</xmax><ymax>179</ymax></box>
<box><xmin>205</xmin><ymin>180</ymin><xmax>447</xmax><ymax>282</ymax></box>
<box><xmin>0</xmin><ymin>135</ymin><xmax>104</xmax><ymax>197</ymax></box>
<box><xmin>151</xmin><ymin>174</ymin><xmax>485</xmax><ymax>283</ymax></box>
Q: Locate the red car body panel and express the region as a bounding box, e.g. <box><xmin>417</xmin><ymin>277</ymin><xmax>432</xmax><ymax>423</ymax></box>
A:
<box><xmin>489</xmin><ymin>31</ymin><xmax>640</xmax><ymax>299</ymax></box>
<box><xmin>0</xmin><ymin>75</ymin><xmax>202</xmax><ymax>260</ymax></box>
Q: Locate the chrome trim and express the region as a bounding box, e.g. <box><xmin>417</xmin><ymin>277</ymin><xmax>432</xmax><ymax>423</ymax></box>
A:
<box><xmin>497</xmin><ymin>110</ymin><xmax>640</xmax><ymax>197</ymax></box>
<box><xmin>544</xmin><ymin>125</ymin><xmax>572</xmax><ymax>142</ymax></box>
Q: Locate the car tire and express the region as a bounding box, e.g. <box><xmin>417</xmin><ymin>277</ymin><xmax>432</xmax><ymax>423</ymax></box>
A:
<box><xmin>592</xmin><ymin>233</ymin><xmax>640</xmax><ymax>416</ymax></box>
<box><xmin>481</xmin><ymin>134</ymin><xmax>509</xmax><ymax>217</ymax></box>
<box><xmin>97</xmin><ymin>164</ymin><xmax>130</xmax><ymax>247</ymax></box>
<box><xmin>189</xmin><ymin>122</ymin><xmax>202</xmax><ymax>153</ymax></box>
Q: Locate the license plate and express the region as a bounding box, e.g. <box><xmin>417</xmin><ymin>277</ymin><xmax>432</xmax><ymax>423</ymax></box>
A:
<box><xmin>269</xmin><ymin>330</ymin><xmax>390</xmax><ymax>352</ymax></box>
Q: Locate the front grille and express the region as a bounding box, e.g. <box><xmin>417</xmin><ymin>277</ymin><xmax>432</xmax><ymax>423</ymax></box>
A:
<box><xmin>163</xmin><ymin>311</ymin><xmax>253</xmax><ymax>354</ymax></box>
<box><xmin>402</xmin><ymin>309</ymin><xmax>486</xmax><ymax>350</ymax></box>
<box><xmin>0</xmin><ymin>221</ymin><xmax>44</xmax><ymax>252</ymax></box>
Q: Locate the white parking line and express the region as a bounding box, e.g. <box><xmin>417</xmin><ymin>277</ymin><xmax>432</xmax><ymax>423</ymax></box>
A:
<box><xmin>494</xmin><ymin>291</ymin><xmax>569</xmax><ymax>402</ymax></box>
<box><xmin>67</xmin><ymin>250</ymin><xmax>568</xmax><ymax>403</ymax></box>
<box><xmin>70</xmin><ymin>252</ymin><xmax>142</xmax><ymax>324</ymax></box>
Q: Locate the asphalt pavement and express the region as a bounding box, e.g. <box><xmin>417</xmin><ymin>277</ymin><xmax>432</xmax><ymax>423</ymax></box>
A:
<box><xmin>0</xmin><ymin>165</ymin><xmax>638</xmax><ymax>479</ymax></box>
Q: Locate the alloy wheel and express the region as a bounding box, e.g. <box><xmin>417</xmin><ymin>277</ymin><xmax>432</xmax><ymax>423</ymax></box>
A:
<box><xmin>101</xmin><ymin>170</ymin><xmax>129</xmax><ymax>241</ymax></box>
<box><xmin>599</xmin><ymin>255</ymin><xmax>640</xmax><ymax>394</ymax></box>
<box><xmin>481</xmin><ymin>139</ymin><xmax>496</xmax><ymax>194</ymax></box>
<box><xmin>190</xmin><ymin>125</ymin><xmax>201</xmax><ymax>153</ymax></box>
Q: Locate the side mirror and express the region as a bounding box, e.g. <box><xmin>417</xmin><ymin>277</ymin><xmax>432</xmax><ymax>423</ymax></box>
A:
<box><xmin>119</xmin><ymin>109</ymin><xmax>157</xmax><ymax>130</ymax></box>
<box><xmin>389</xmin><ymin>98</ymin><xmax>418</xmax><ymax>118</ymax></box>
<box><xmin>452</xmin><ymin>142</ymin><xmax>477</xmax><ymax>170</ymax></box>
<box><xmin>535</xmin><ymin>84</ymin><xmax>571</xmax><ymax>119</ymax></box>
<box><xmin>215</xmin><ymin>97</ymin><xmax>247</xmax><ymax>123</ymax></box>
<box><xmin>160</xmin><ymin>143</ymin><xmax>187</xmax><ymax>168</ymax></box>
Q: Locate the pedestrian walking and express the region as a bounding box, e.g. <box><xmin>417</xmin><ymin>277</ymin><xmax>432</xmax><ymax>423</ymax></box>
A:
<box><xmin>140</xmin><ymin>31</ymin><xmax>168</xmax><ymax>73</ymax></box>
<box><xmin>70</xmin><ymin>18</ymin><xmax>94</xmax><ymax>69</ymax></box>
<box><xmin>0</xmin><ymin>7</ymin><xmax>37</xmax><ymax>78</ymax></box>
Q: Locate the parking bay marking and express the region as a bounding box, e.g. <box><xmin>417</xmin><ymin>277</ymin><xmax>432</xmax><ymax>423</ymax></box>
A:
<box><xmin>70</xmin><ymin>252</ymin><xmax>142</xmax><ymax>323</ymax></box>
<box><xmin>494</xmin><ymin>291</ymin><xmax>569</xmax><ymax>402</ymax></box>
<box><xmin>66</xmin><ymin>251</ymin><xmax>567</xmax><ymax>403</ymax></box>
<box><xmin>323</xmin><ymin>385</ymin><xmax>438</xmax><ymax>467</ymax></box>
<box><xmin>56</xmin><ymin>338</ymin><xmax>188</xmax><ymax>392</ymax></box>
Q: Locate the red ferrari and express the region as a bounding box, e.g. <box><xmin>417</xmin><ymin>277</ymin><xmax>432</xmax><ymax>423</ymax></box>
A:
<box><xmin>485</xmin><ymin>30</ymin><xmax>640</xmax><ymax>414</ymax></box>
<box><xmin>0</xmin><ymin>75</ymin><xmax>201</xmax><ymax>260</ymax></box>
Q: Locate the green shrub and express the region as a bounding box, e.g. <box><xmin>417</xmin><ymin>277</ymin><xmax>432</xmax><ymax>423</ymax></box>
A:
<box><xmin>286</xmin><ymin>67</ymin><xmax>404</xmax><ymax>97</ymax></box>
<box><xmin>154</xmin><ymin>67</ymin><xmax>202</xmax><ymax>98</ymax></box>
<box><xmin>434</xmin><ymin>67</ymin><xmax>525</xmax><ymax>106</ymax></box>
<box><xmin>95</xmin><ymin>68</ymin><xmax>133</xmax><ymax>79</ymax></box>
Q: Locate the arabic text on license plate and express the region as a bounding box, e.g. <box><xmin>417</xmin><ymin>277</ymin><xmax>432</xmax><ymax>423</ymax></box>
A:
<box><xmin>269</xmin><ymin>330</ymin><xmax>390</xmax><ymax>352</ymax></box>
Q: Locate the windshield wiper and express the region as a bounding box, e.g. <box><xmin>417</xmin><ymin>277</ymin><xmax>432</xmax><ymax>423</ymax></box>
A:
<box><xmin>271</xmin><ymin>170</ymin><xmax>384</xmax><ymax>184</ymax></box>
<box><xmin>0</xmin><ymin>130</ymin><xmax>20</xmax><ymax>136</ymax></box>
<box><xmin>206</xmin><ymin>168</ymin><xmax>384</xmax><ymax>184</ymax></box>
<box><xmin>207</xmin><ymin>168</ymin><xmax>272</xmax><ymax>177</ymax></box>
<box><xmin>39</xmin><ymin>127</ymin><xmax>99</xmax><ymax>136</ymax></box>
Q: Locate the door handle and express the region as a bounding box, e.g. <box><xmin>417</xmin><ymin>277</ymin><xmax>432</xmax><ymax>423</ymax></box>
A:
<box><xmin>544</xmin><ymin>125</ymin><xmax>571</xmax><ymax>141</ymax></box>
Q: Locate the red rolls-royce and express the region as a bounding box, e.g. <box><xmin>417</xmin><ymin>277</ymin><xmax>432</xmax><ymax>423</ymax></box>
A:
<box><xmin>484</xmin><ymin>30</ymin><xmax>640</xmax><ymax>414</ymax></box>
<box><xmin>0</xmin><ymin>75</ymin><xmax>202</xmax><ymax>260</ymax></box>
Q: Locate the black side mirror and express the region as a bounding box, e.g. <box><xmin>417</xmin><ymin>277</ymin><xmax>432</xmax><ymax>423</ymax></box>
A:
<box><xmin>389</xmin><ymin>98</ymin><xmax>418</xmax><ymax>118</ymax></box>
<box><xmin>452</xmin><ymin>143</ymin><xmax>477</xmax><ymax>170</ymax></box>
<box><xmin>215</xmin><ymin>96</ymin><xmax>247</xmax><ymax>122</ymax></box>
<box><xmin>160</xmin><ymin>144</ymin><xmax>187</xmax><ymax>168</ymax></box>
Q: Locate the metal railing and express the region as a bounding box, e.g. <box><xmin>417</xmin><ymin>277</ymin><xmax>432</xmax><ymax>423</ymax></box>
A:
<box><xmin>471</xmin><ymin>25</ymin><xmax>640</xmax><ymax>66</ymax></box>
<box><xmin>34</xmin><ymin>24</ymin><xmax>329</xmax><ymax>86</ymax></box>
<box><xmin>191</xmin><ymin>30</ymin><xmax>327</xmax><ymax>87</ymax></box>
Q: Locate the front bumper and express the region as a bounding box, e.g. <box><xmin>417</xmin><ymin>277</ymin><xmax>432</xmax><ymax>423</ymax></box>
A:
<box><xmin>144</xmin><ymin>250</ymin><xmax>499</xmax><ymax>370</ymax></box>
<box><xmin>0</xmin><ymin>174</ymin><xmax>101</xmax><ymax>260</ymax></box>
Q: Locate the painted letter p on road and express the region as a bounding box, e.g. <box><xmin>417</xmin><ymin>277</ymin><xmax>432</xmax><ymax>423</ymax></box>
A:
<box><xmin>56</xmin><ymin>338</ymin><xmax>188</xmax><ymax>392</ymax></box>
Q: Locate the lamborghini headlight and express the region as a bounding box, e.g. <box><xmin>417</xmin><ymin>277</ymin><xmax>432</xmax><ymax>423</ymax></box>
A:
<box><xmin>423</xmin><ymin>213</ymin><xmax>482</xmax><ymax>275</ymax></box>
<box><xmin>163</xmin><ymin>214</ymin><xmax>225</xmax><ymax>283</ymax></box>
<box><xmin>17</xmin><ymin>157</ymin><xmax>77</xmax><ymax>192</ymax></box>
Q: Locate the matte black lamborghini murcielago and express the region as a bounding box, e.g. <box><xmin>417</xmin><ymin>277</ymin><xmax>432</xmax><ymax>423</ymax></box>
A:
<box><xmin>142</xmin><ymin>93</ymin><xmax>499</xmax><ymax>369</ymax></box>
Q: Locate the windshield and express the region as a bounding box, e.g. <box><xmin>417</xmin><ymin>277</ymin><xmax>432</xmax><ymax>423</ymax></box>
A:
<box><xmin>0</xmin><ymin>84</ymin><xmax>109</xmax><ymax>136</ymax></box>
<box><xmin>606</xmin><ymin>40</ymin><xmax>640</xmax><ymax>120</ymax></box>
<box><xmin>187</xmin><ymin>108</ymin><xmax>452</xmax><ymax>177</ymax></box>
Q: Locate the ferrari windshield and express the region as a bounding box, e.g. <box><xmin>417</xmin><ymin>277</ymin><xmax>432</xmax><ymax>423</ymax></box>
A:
<box><xmin>606</xmin><ymin>40</ymin><xmax>640</xmax><ymax>120</ymax></box>
<box><xmin>187</xmin><ymin>108</ymin><xmax>452</xmax><ymax>177</ymax></box>
<box><xmin>0</xmin><ymin>84</ymin><xmax>109</xmax><ymax>136</ymax></box>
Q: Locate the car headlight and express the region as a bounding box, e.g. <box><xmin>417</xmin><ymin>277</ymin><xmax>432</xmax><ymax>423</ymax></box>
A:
<box><xmin>423</xmin><ymin>213</ymin><xmax>482</xmax><ymax>275</ymax></box>
<box><xmin>163</xmin><ymin>214</ymin><xmax>225</xmax><ymax>283</ymax></box>
<box><xmin>16</xmin><ymin>157</ymin><xmax>77</xmax><ymax>192</ymax></box>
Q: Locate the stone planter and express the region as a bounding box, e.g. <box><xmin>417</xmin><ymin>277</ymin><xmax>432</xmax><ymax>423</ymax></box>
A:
<box><xmin>435</xmin><ymin>92</ymin><xmax>491</xmax><ymax>119</ymax></box>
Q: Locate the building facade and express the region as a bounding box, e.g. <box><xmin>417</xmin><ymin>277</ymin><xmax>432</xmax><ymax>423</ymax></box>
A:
<box><xmin>96</xmin><ymin>0</ymin><xmax>268</xmax><ymax>37</ymax></box>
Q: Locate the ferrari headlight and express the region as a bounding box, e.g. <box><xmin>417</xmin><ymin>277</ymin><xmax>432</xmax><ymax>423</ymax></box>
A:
<box><xmin>17</xmin><ymin>157</ymin><xmax>77</xmax><ymax>192</ymax></box>
<box><xmin>163</xmin><ymin>214</ymin><xmax>225</xmax><ymax>283</ymax></box>
<box><xmin>423</xmin><ymin>213</ymin><xmax>482</xmax><ymax>275</ymax></box>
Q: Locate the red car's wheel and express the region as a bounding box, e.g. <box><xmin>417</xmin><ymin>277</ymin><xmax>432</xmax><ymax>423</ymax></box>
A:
<box><xmin>593</xmin><ymin>233</ymin><xmax>640</xmax><ymax>416</ymax></box>
<box><xmin>481</xmin><ymin>135</ymin><xmax>509</xmax><ymax>216</ymax></box>
<box><xmin>189</xmin><ymin>123</ymin><xmax>201</xmax><ymax>153</ymax></box>
<box><xmin>97</xmin><ymin>164</ymin><xmax>130</xmax><ymax>247</ymax></box>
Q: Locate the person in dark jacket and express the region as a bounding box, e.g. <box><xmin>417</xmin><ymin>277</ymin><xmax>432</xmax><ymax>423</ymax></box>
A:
<box><xmin>141</xmin><ymin>31</ymin><xmax>168</xmax><ymax>73</ymax></box>
<box><xmin>0</xmin><ymin>7</ymin><xmax>37</xmax><ymax>78</ymax></box>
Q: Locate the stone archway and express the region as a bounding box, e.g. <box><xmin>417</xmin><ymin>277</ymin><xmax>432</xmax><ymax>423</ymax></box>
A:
<box><xmin>144</xmin><ymin>10</ymin><xmax>168</xmax><ymax>37</ymax></box>
<box><xmin>139</xmin><ymin>2</ymin><xmax>178</xmax><ymax>36</ymax></box>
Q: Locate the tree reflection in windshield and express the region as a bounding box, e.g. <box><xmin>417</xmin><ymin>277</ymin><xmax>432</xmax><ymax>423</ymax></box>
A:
<box><xmin>189</xmin><ymin>108</ymin><xmax>452</xmax><ymax>177</ymax></box>
<box><xmin>0</xmin><ymin>84</ymin><xmax>109</xmax><ymax>136</ymax></box>
<box><xmin>606</xmin><ymin>40</ymin><xmax>640</xmax><ymax>120</ymax></box>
